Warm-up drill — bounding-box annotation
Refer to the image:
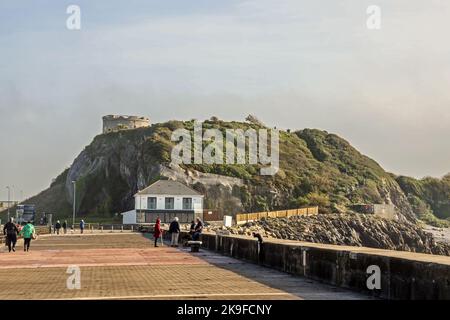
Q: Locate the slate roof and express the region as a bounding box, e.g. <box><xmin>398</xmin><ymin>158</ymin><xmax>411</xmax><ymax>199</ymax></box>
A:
<box><xmin>135</xmin><ymin>180</ymin><xmax>203</xmax><ymax>196</ymax></box>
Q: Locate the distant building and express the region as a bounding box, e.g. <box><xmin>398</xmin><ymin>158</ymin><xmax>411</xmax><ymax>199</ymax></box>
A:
<box><xmin>121</xmin><ymin>209</ymin><xmax>138</xmax><ymax>225</ymax></box>
<box><xmin>121</xmin><ymin>180</ymin><xmax>204</xmax><ymax>224</ymax></box>
<box><xmin>102</xmin><ymin>115</ymin><xmax>150</xmax><ymax>134</ymax></box>
<box><xmin>0</xmin><ymin>201</ymin><xmax>19</xmax><ymax>213</ymax></box>
<box><xmin>349</xmin><ymin>204</ymin><xmax>396</xmax><ymax>220</ymax></box>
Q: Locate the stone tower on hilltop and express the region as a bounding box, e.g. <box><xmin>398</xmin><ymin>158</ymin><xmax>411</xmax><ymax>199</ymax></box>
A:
<box><xmin>102</xmin><ymin>115</ymin><xmax>150</xmax><ymax>133</ymax></box>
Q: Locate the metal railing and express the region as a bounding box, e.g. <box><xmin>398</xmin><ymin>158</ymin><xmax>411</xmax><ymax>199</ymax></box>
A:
<box><xmin>49</xmin><ymin>223</ymin><xmax>140</xmax><ymax>234</ymax></box>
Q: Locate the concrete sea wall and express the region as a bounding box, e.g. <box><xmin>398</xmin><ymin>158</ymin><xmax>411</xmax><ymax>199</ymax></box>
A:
<box><xmin>188</xmin><ymin>232</ymin><xmax>450</xmax><ymax>300</ymax></box>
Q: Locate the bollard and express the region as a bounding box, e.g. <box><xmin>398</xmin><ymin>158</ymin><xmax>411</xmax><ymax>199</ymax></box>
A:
<box><xmin>121</xmin><ymin>226</ymin><xmax>123</xmax><ymax>232</ymax></box>
<box><xmin>188</xmin><ymin>241</ymin><xmax>202</xmax><ymax>253</ymax></box>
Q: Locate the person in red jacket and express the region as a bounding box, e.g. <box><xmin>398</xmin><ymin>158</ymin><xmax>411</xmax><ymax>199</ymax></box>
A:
<box><xmin>154</xmin><ymin>217</ymin><xmax>163</xmax><ymax>247</ymax></box>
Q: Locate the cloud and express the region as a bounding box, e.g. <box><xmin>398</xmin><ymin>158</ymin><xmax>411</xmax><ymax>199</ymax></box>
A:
<box><xmin>0</xmin><ymin>0</ymin><xmax>449</xmax><ymax>197</ymax></box>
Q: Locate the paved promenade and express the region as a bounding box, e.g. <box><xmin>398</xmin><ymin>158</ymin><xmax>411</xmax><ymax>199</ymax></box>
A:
<box><xmin>0</xmin><ymin>233</ymin><xmax>369</xmax><ymax>300</ymax></box>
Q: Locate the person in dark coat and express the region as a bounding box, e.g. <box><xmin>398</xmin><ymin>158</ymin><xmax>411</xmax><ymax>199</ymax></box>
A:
<box><xmin>169</xmin><ymin>217</ymin><xmax>180</xmax><ymax>247</ymax></box>
<box><xmin>80</xmin><ymin>220</ymin><xmax>85</xmax><ymax>234</ymax></box>
<box><xmin>192</xmin><ymin>217</ymin><xmax>203</xmax><ymax>241</ymax></box>
<box><xmin>3</xmin><ymin>217</ymin><xmax>19</xmax><ymax>252</ymax></box>
<box><xmin>153</xmin><ymin>217</ymin><xmax>163</xmax><ymax>247</ymax></box>
<box><xmin>55</xmin><ymin>220</ymin><xmax>62</xmax><ymax>235</ymax></box>
<box><xmin>62</xmin><ymin>220</ymin><xmax>68</xmax><ymax>234</ymax></box>
<box><xmin>189</xmin><ymin>220</ymin><xmax>196</xmax><ymax>238</ymax></box>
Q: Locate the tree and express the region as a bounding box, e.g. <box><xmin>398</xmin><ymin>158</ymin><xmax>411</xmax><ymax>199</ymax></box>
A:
<box><xmin>245</xmin><ymin>114</ymin><xmax>265</xmax><ymax>126</ymax></box>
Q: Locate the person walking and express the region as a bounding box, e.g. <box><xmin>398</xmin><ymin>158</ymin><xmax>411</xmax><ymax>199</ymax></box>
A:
<box><xmin>80</xmin><ymin>220</ymin><xmax>85</xmax><ymax>234</ymax></box>
<box><xmin>154</xmin><ymin>217</ymin><xmax>163</xmax><ymax>247</ymax></box>
<box><xmin>55</xmin><ymin>220</ymin><xmax>61</xmax><ymax>235</ymax></box>
<box><xmin>19</xmin><ymin>221</ymin><xmax>35</xmax><ymax>252</ymax></box>
<box><xmin>3</xmin><ymin>217</ymin><xmax>19</xmax><ymax>252</ymax></box>
<box><xmin>62</xmin><ymin>220</ymin><xmax>68</xmax><ymax>234</ymax></box>
<box><xmin>192</xmin><ymin>217</ymin><xmax>204</xmax><ymax>241</ymax></box>
<box><xmin>169</xmin><ymin>217</ymin><xmax>180</xmax><ymax>247</ymax></box>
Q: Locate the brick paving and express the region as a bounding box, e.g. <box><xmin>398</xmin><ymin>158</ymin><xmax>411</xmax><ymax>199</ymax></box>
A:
<box><xmin>0</xmin><ymin>233</ymin><xmax>369</xmax><ymax>300</ymax></box>
<box><xmin>0</xmin><ymin>248</ymin><xmax>210</xmax><ymax>269</ymax></box>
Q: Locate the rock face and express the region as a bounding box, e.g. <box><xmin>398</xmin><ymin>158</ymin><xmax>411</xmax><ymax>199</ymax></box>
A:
<box><xmin>65</xmin><ymin>149</ymin><xmax>245</xmax><ymax>216</ymax></box>
<box><xmin>214</xmin><ymin>214</ymin><xmax>450</xmax><ymax>256</ymax></box>
<box><xmin>26</xmin><ymin>120</ymin><xmax>437</xmax><ymax>224</ymax></box>
<box><xmin>23</xmin><ymin>119</ymin><xmax>450</xmax><ymax>257</ymax></box>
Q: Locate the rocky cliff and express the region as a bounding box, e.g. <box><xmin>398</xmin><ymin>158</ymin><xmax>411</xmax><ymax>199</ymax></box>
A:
<box><xmin>217</xmin><ymin>214</ymin><xmax>450</xmax><ymax>256</ymax></box>
<box><xmin>26</xmin><ymin>119</ymin><xmax>444</xmax><ymax>225</ymax></box>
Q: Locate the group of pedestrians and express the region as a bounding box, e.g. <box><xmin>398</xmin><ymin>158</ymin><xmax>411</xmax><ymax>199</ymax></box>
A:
<box><xmin>54</xmin><ymin>219</ymin><xmax>85</xmax><ymax>234</ymax></box>
<box><xmin>5</xmin><ymin>215</ymin><xmax>204</xmax><ymax>252</ymax></box>
<box><xmin>54</xmin><ymin>220</ymin><xmax>67</xmax><ymax>235</ymax></box>
<box><xmin>2</xmin><ymin>217</ymin><xmax>36</xmax><ymax>252</ymax></box>
<box><xmin>153</xmin><ymin>216</ymin><xmax>203</xmax><ymax>247</ymax></box>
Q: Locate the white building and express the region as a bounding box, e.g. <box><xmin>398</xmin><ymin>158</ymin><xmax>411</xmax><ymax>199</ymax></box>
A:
<box><xmin>121</xmin><ymin>209</ymin><xmax>138</xmax><ymax>225</ymax></box>
<box><xmin>121</xmin><ymin>180</ymin><xmax>204</xmax><ymax>224</ymax></box>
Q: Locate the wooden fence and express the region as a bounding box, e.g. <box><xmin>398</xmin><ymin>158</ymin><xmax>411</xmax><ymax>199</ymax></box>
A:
<box><xmin>236</xmin><ymin>206</ymin><xmax>319</xmax><ymax>224</ymax></box>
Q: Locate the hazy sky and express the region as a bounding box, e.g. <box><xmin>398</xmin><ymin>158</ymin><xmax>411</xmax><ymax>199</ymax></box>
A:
<box><xmin>1</xmin><ymin>0</ymin><xmax>449</xmax><ymax>200</ymax></box>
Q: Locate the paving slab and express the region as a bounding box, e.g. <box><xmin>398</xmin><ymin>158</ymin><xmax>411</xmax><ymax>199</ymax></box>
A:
<box><xmin>0</xmin><ymin>233</ymin><xmax>371</xmax><ymax>300</ymax></box>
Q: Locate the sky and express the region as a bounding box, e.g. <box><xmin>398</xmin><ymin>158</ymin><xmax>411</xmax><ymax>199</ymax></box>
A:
<box><xmin>1</xmin><ymin>0</ymin><xmax>449</xmax><ymax>200</ymax></box>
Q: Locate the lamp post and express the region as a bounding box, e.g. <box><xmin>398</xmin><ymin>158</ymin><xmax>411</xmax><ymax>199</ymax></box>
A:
<box><xmin>11</xmin><ymin>185</ymin><xmax>15</xmax><ymax>205</ymax></box>
<box><xmin>6</xmin><ymin>186</ymin><xmax>11</xmax><ymax>220</ymax></box>
<box><xmin>72</xmin><ymin>181</ymin><xmax>76</xmax><ymax>228</ymax></box>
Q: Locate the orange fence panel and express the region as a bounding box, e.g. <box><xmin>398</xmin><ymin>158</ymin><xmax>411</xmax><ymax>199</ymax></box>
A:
<box><xmin>236</xmin><ymin>206</ymin><xmax>318</xmax><ymax>223</ymax></box>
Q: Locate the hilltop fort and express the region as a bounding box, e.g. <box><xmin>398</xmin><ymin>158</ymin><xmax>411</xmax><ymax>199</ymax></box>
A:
<box><xmin>102</xmin><ymin>115</ymin><xmax>150</xmax><ymax>133</ymax></box>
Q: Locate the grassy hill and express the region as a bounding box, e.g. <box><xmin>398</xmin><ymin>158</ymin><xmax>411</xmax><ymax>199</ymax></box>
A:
<box><xmin>396</xmin><ymin>175</ymin><xmax>450</xmax><ymax>227</ymax></box>
<box><xmin>5</xmin><ymin>118</ymin><xmax>449</xmax><ymax>225</ymax></box>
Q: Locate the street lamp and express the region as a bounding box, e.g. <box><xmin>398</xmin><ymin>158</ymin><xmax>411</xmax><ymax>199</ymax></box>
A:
<box><xmin>11</xmin><ymin>185</ymin><xmax>15</xmax><ymax>204</ymax></box>
<box><xmin>72</xmin><ymin>181</ymin><xmax>76</xmax><ymax>228</ymax></box>
<box><xmin>6</xmin><ymin>186</ymin><xmax>11</xmax><ymax>220</ymax></box>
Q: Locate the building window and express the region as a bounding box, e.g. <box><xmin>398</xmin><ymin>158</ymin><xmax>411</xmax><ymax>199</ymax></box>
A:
<box><xmin>183</xmin><ymin>198</ymin><xmax>193</xmax><ymax>210</ymax></box>
<box><xmin>165</xmin><ymin>197</ymin><xmax>174</xmax><ymax>210</ymax></box>
<box><xmin>147</xmin><ymin>197</ymin><xmax>157</xmax><ymax>210</ymax></box>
